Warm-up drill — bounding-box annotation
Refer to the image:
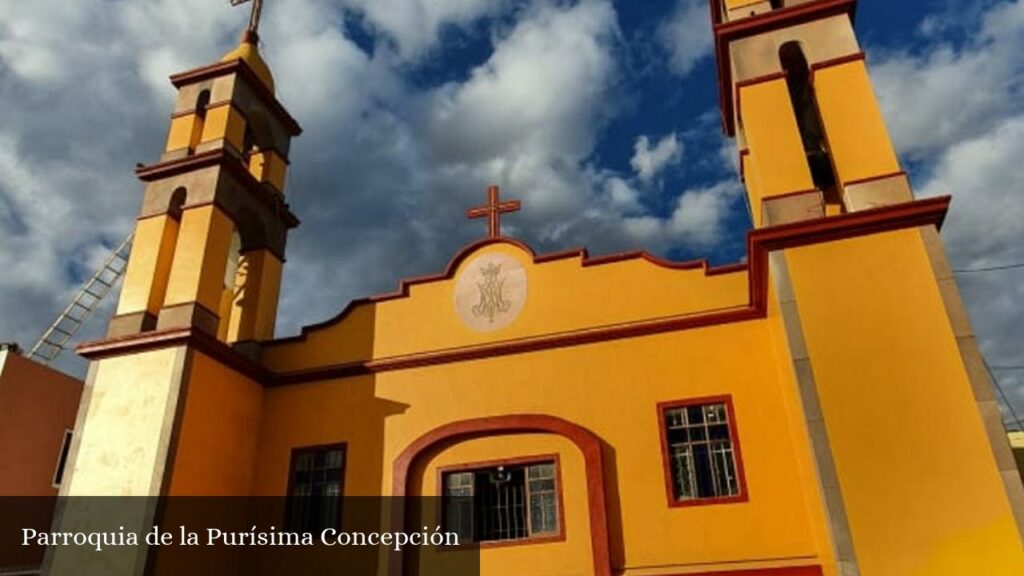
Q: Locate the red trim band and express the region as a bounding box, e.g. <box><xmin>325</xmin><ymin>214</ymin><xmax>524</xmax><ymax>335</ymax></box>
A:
<box><xmin>663</xmin><ymin>567</ymin><xmax>822</xmax><ymax>576</ymax></box>
<box><xmin>809</xmin><ymin>51</ymin><xmax>867</xmax><ymax>84</ymax></box>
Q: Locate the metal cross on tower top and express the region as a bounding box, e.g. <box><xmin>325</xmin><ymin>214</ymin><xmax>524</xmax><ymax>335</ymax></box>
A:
<box><xmin>467</xmin><ymin>186</ymin><xmax>521</xmax><ymax>239</ymax></box>
<box><xmin>230</xmin><ymin>0</ymin><xmax>264</xmax><ymax>34</ymax></box>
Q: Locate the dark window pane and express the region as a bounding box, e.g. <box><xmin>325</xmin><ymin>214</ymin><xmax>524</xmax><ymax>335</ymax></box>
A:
<box><xmin>667</xmin><ymin>427</ymin><xmax>689</xmax><ymax>444</ymax></box>
<box><xmin>288</xmin><ymin>445</ymin><xmax>346</xmax><ymax>532</ymax></box>
<box><xmin>709</xmin><ymin>424</ymin><xmax>730</xmax><ymax>441</ymax></box>
<box><xmin>687</xmin><ymin>405</ymin><xmax>705</xmax><ymax>424</ymax></box>
<box><xmin>692</xmin><ymin>443</ymin><xmax>714</xmax><ymax>498</ymax></box>
<box><xmin>442</xmin><ymin>460</ymin><xmax>559</xmax><ymax>543</ymax></box>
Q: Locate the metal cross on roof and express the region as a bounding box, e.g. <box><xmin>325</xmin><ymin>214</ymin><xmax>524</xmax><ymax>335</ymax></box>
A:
<box><xmin>467</xmin><ymin>186</ymin><xmax>521</xmax><ymax>239</ymax></box>
<box><xmin>230</xmin><ymin>0</ymin><xmax>264</xmax><ymax>34</ymax></box>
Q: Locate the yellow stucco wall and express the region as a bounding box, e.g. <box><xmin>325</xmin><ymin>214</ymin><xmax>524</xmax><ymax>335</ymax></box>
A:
<box><xmin>164</xmin><ymin>205</ymin><xmax>235</xmax><ymax>312</ymax></box>
<box><xmin>165</xmin><ymin>114</ymin><xmax>200</xmax><ymax>153</ymax></box>
<box><xmin>248</xmin><ymin>150</ymin><xmax>288</xmax><ymax>193</ymax></box>
<box><xmin>200</xmin><ymin>104</ymin><xmax>247</xmax><ymax>151</ymax></box>
<box><xmin>739</xmin><ymin>79</ymin><xmax>815</xmax><ymax>199</ymax></box>
<box><xmin>263</xmin><ymin>243</ymin><xmax>750</xmax><ymax>372</ymax></box>
<box><xmin>785</xmin><ymin>230</ymin><xmax>1024</xmax><ymax>575</ymax></box>
<box><xmin>763</xmin><ymin>278</ymin><xmax>842</xmax><ymax>574</ymax></box>
<box><xmin>117</xmin><ymin>215</ymin><xmax>179</xmax><ymax>316</ymax></box>
<box><xmin>742</xmin><ymin>150</ymin><xmax>767</xmax><ymax>227</ymax></box>
<box><xmin>813</xmin><ymin>60</ymin><xmax>901</xmax><ymax>185</ymax></box>
<box><xmin>167</xmin><ymin>351</ymin><xmax>264</xmax><ymax>495</ymax></box>
<box><xmin>251</xmin><ymin>243</ymin><xmax>834</xmax><ymax>574</ymax></box>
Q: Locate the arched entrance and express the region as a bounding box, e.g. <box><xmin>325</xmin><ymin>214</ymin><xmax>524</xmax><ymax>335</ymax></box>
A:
<box><xmin>391</xmin><ymin>415</ymin><xmax>611</xmax><ymax>576</ymax></box>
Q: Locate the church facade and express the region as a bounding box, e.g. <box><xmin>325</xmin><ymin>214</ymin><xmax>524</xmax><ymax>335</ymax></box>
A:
<box><xmin>53</xmin><ymin>1</ymin><xmax>1023</xmax><ymax>575</ymax></box>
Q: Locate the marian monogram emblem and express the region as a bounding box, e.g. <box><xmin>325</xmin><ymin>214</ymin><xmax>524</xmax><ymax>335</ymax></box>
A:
<box><xmin>454</xmin><ymin>253</ymin><xmax>527</xmax><ymax>332</ymax></box>
<box><xmin>472</xmin><ymin>262</ymin><xmax>512</xmax><ymax>322</ymax></box>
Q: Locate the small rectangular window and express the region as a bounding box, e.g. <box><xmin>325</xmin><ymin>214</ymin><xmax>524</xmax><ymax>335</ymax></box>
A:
<box><xmin>287</xmin><ymin>444</ymin><xmax>346</xmax><ymax>532</ymax></box>
<box><xmin>659</xmin><ymin>397</ymin><xmax>746</xmax><ymax>505</ymax></box>
<box><xmin>52</xmin><ymin>429</ymin><xmax>74</xmax><ymax>487</ymax></box>
<box><xmin>441</xmin><ymin>458</ymin><xmax>561</xmax><ymax>544</ymax></box>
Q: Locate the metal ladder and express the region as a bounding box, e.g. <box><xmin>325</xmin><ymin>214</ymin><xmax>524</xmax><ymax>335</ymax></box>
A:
<box><xmin>26</xmin><ymin>234</ymin><xmax>134</xmax><ymax>365</ymax></box>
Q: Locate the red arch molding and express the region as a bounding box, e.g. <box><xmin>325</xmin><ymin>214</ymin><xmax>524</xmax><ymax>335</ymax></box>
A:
<box><xmin>391</xmin><ymin>414</ymin><xmax>611</xmax><ymax>576</ymax></box>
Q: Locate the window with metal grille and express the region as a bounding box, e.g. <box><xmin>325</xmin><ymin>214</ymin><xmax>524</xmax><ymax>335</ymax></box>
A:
<box><xmin>441</xmin><ymin>460</ymin><xmax>560</xmax><ymax>543</ymax></box>
<box><xmin>287</xmin><ymin>444</ymin><xmax>345</xmax><ymax>532</ymax></box>
<box><xmin>660</xmin><ymin>398</ymin><xmax>746</xmax><ymax>504</ymax></box>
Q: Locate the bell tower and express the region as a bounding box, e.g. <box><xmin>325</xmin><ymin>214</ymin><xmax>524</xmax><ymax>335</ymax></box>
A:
<box><xmin>57</xmin><ymin>18</ymin><xmax>301</xmax><ymax>501</ymax></box>
<box><xmin>712</xmin><ymin>2</ymin><xmax>1024</xmax><ymax>575</ymax></box>
<box><xmin>48</xmin><ymin>17</ymin><xmax>303</xmax><ymax>573</ymax></box>
<box><xmin>714</xmin><ymin>0</ymin><xmax>908</xmax><ymax>227</ymax></box>
<box><xmin>109</xmin><ymin>28</ymin><xmax>300</xmax><ymax>348</ymax></box>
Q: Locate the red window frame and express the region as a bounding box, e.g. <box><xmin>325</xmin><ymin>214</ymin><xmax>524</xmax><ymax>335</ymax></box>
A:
<box><xmin>657</xmin><ymin>395</ymin><xmax>749</xmax><ymax>507</ymax></box>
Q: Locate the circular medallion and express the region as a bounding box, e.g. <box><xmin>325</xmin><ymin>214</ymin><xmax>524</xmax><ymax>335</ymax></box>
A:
<box><xmin>453</xmin><ymin>252</ymin><xmax>528</xmax><ymax>332</ymax></box>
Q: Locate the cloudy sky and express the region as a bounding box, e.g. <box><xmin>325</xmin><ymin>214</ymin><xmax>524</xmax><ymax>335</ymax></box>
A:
<box><xmin>0</xmin><ymin>0</ymin><xmax>1020</xmax><ymax>425</ymax></box>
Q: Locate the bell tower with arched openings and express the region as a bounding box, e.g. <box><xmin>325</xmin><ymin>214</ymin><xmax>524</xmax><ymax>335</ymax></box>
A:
<box><xmin>56</xmin><ymin>25</ymin><xmax>302</xmax><ymax>511</ymax></box>
<box><xmin>110</xmin><ymin>28</ymin><xmax>301</xmax><ymax>349</ymax></box>
<box><xmin>713</xmin><ymin>2</ymin><xmax>1024</xmax><ymax>575</ymax></box>
<box><xmin>714</xmin><ymin>0</ymin><xmax>907</xmax><ymax>227</ymax></box>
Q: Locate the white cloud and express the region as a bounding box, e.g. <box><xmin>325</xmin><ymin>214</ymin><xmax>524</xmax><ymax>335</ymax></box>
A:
<box><xmin>424</xmin><ymin>0</ymin><xmax>620</xmax><ymax>165</ymax></box>
<box><xmin>658</xmin><ymin>0</ymin><xmax>713</xmax><ymax>78</ymax></box>
<box><xmin>340</xmin><ymin>0</ymin><xmax>508</xmax><ymax>60</ymax></box>
<box><xmin>631</xmin><ymin>133</ymin><xmax>682</xmax><ymax>182</ymax></box>
<box><xmin>871</xmin><ymin>0</ymin><xmax>1024</xmax><ymax>160</ymax></box>
<box><xmin>668</xmin><ymin>181</ymin><xmax>743</xmax><ymax>246</ymax></box>
<box><xmin>604</xmin><ymin>176</ymin><xmax>643</xmax><ymax>213</ymax></box>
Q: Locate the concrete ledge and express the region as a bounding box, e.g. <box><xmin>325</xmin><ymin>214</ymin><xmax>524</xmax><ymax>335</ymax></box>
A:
<box><xmin>843</xmin><ymin>172</ymin><xmax>912</xmax><ymax>212</ymax></box>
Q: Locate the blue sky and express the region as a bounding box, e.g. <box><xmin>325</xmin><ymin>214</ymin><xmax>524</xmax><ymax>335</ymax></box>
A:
<box><xmin>0</xmin><ymin>0</ymin><xmax>1021</xmax><ymax>424</ymax></box>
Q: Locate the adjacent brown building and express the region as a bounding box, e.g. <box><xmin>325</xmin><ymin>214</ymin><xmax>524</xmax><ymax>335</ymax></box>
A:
<box><xmin>0</xmin><ymin>343</ymin><xmax>82</xmax><ymax>496</ymax></box>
